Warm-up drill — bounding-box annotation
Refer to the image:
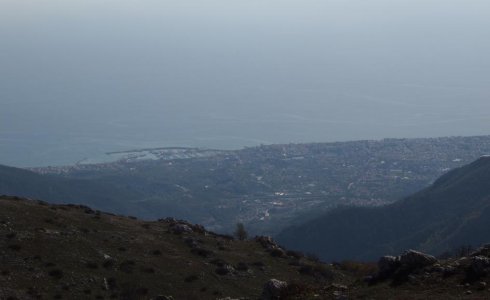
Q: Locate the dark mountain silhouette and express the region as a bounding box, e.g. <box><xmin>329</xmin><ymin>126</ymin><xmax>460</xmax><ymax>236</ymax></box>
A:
<box><xmin>277</xmin><ymin>156</ymin><xmax>490</xmax><ymax>261</ymax></box>
<box><xmin>0</xmin><ymin>164</ymin><xmax>137</xmax><ymax>214</ymax></box>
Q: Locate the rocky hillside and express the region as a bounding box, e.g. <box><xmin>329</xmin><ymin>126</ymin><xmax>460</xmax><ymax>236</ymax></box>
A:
<box><xmin>277</xmin><ymin>156</ymin><xmax>490</xmax><ymax>261</ymax></box>
<box><xmin>0</xmin><ymin>196</ymin><xmax>337</xmax><ymax>299</ymax></box>
<box><xmin>2</xmin><ymin>195</ymin><xmax>490</xmax><ymax>299</ymax></box>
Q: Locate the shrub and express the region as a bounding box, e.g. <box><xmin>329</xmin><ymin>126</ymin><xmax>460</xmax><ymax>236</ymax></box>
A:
<box><xmin>184</xmin><ymin>275</ymin><xmax>199</xmax><ymax>283</ymax></box>
<box><xmin>151</xmin><ymin>249</ymin><xmax>162</xmax><ymax>256</ymax></box>
<box><xmin>270</xmin><ymin>248</ymin><xmax>285</xmax><ymax>257</ymax></box>
<box><xmin>456</xmin><ymin>245</ymin><xmax>474</xmax><ymax>258</ymax></box>
<box><xmin>6</xmin><ymin>232</ymin><xmax>16</xmax><ymax>239</ymax></box>
<box><xmin>306</xmin><ymin>253</ymin><xmax>320</xmax><ymax>262</ymax></box>
<box><xmin>210</xmin><ymin>258</ymin><xmax>228</xmax><ymax>267</ymax></box>
<box><xmin>191</xmin><ymin>247</ymin><xmax>213</xmax><ymax>258</ymax></box>
<box><xmin>279</xmin><ymin>281</ymin><xmax>311</xmax><ymax>298</ymax></box>
<box><xmin>103</xmin><ymin>259</ymin><xmax>116</xmax><ymax>269</ymax></box>
<box><xmin>48</xmin><ymin>269</ymin><xmax>63</xmax><ymax>279</ymax></box>
<box><xmin>119</xmin><ymin>260</ymin><xmax>136</xmax><ymax>273</ymax></box>
<box><xmin>299</xmin><ymin>264</ymin><xmax>334</xmax><ymax>279</ymax></box>
<box><xmin>234</xmin><ymin>223</ymin><xmax>248</xmax><ymax>241</ymax></box>
<box><xmin>236</xmin><ymin>262</ymin><xmax>249</xmax><ymax>271</ymax></box>
<box><xmin>8</xmin><ymin>244</ymin><xmax>21</xmax><ymax>251</ymax></box>
<box><xmin>141</xmin><ymin>267</ymin><xmax>155</xmax><ymax>274</ymax></box>
<box><xmin>252</xmin><ymin>261</ymin><xmax>265</xmax><ymax>267</ymax></box>
<box><xmin>338</xmin><ymin>260</ymin><xmax>378</xmax><ymax>277</ymax></box>
<box><xmin>106</xmin><ymin>277</ymin><xmax>117</xmax><ymax>290</ymax></box>
<box><xmin>84</xmin><ymin>208</ymin><xmax>95</xmax><ymax>214</ymax></box>
<box><xmin>286</xmin><ymin>250</ymin><xmax>304</xmax><ymax>259</ymax></box>
<box><xmin>85</xmin><ymin>262</ymin><xmax>98</xmax><ymax>269</ymax></box>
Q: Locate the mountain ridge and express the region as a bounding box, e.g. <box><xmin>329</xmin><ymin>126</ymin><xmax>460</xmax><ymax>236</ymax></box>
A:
<box><xmin>277</xmin><ymin>156</ymin><xmax>490</xmax><ymax>261</ymax></box>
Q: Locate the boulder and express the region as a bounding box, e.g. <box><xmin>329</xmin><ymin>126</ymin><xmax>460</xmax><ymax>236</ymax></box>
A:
<box><xmin>376</xmin><ymin>250</ymin><xmax>437</xmax><ymax>281</ymax></box>
<box><xmin>255</xmin><ymin>236</ymin><xmax>279</xmax><ymax>250</ymax></box>
<box><xmin>261</xmin><ymin>279</ymin><xmax>288</xmax><ymax>300</ymax></box>
<box><xmin>471</xmin><ymin>244</ymin><xmax>490</xmax><ymax>258</ymax></box>
<box><xmin>470</xmin><ymin>256</ymin><xmax>490</xmax><ymax>276</ymax></box>
<box><xmin>477</xmin><ymin>281</ymin><xmax>487</xmax><ymax>290</ymax></box>
<box><xmin>170</xmin><ymin>224</ymin><xmax>193</xmax><ymax>234</ymax></box>
<box><xmin>399</xmin><ymin>250</ymin><xmax>437</xmax><ymax>269</ymax></box>
<box><xmin>378</xmin><ymin>256</ymin><xmax>400</xmax><ymax>277</ymax></box>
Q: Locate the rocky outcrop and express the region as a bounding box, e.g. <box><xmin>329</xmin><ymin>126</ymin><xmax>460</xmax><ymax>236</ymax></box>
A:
<box><xmin>160</xmin><ymin>218</ymin><xmax>206</xmax><ymax>234</ymax></box>
<box><xmin>469</xmin><ymin>256</ymin><xmax>490</xmax><ymax>277</ymax></box>
<box><xmin>399</xmin><ymin>250</ymin><xmax>437</xmax><ymax>269</ymax></box>
<box><xmin>255</xmin><ymin>236</ymin><xmax>287</xmax><ymax>258</ymax></box>
<box><xmin>375</xmin><ymin>250</ymin><xmax>437</xmax><ymax>281</ymax></box>
<box><xmin>255</xmin><ymin>236</ymin><xmax>279</xmax><ymax>250</ymax></box>
<box><xmin>260</xmin><ymin>279</ymin><xmax>288</xmax><ymax>300</ymax></box>
<box><xmin>471</xmin><ymin>244</ymin><xmax>490</xmax><ymax>258</ymax></box>
<box><xmin>377</xmin><ymin>255</ymin><xmax>400</xmax><ymax>278</ymax></box>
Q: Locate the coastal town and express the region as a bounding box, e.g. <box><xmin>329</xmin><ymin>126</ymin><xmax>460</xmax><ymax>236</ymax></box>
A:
<box><xmin>30</xmin><ymin>135</ymin><xmax>490</xmax><ymax>235</ymax></box>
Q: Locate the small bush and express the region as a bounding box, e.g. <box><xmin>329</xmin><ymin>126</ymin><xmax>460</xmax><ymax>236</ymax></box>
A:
<box><xmin>456</xmin><ymin>245</ymin><xmax>474</xmax><ymax>258</ymax></box>
<box><xmin>286</xmin><ymin>250</ymin><xmax>304</xmax><ymax>259</ymax></box>
<box><xmin>234</xmin><ymin>223</ymin><xmax>248</xmax><ymax>241</ymax></box>
<box><xmin>236</xmin><ymin>262</ymin><xmax>249</xmax><ymax>271</ymax></box>
<box><xmin>85</xmin><ymin>262</ymin><xmax>98</xmax><ymax>269</ymax></box>
<box><xmin>151</xmin><ymin>249</ymin><xmax>162</xmax><ymax>256</ymax></box>
<box><xmin>184</xmin><ymin>274</ymin><xmax>199</xmax><ymax>283</ymax></box>
<box><xmin>299</xmin><ymin>264</ymin><xmax>334</xmax><ymax>279</ymax></box>
<box><xmin>252</xmin><ymin>261</ymin><xmax>265</xmax><ymax>267</ymax></box>
<box><xmin>8</xmin><ymin>244</ymin><xmax>21</xmax><ymax>251</ymax></box>
<box><xmin>103</xmin><ymin>259</ymin><xmax>116</xmax><ymax>269</ymax></box>
<box><xmin>84</xmin><ymin>208</ymin><xmax>95</xmax><ymax>214</ymax></box>
<box><xmin>107</xmin><ymin>277</ymin><xmax>117</xmax><ymax>290</ymax></box>
<box><xmin>215</xmin><ymin>266</ymin><xmax>232</xmax><ymax>275</ymax></box>
<box><xmin>279</xmin><ymin>281</ymin><xmax>311</xmax><ymax>298</ymax></box>
<box><xmin>6</xmin><ymin>232</ymin><xmax>16</xmax><ymax>239</ymax></box>
<box><xmin>210</xmin><ymin>258</ymin><xmax>227</xmax><ymax>266</ymax></box>
<box><xmin>270</xmin><ymin>248</ymin><xmax>285</xmax><ymax>257</ymax></box>
<box><xmin>306</xmin><ymin>253</ymin><xmax>320</xmax><ymax>262</ymax></box>
<box><xmin>141</xmin><ymin>267</ymin><xmax>155</xmax><ymax>274</ymax></box>
<box><xmin>119</xmin><ymin>260</ymin><xmax>136</xmax><ymax>274</ymax></box>
<box><xmin>339</xmin><ymin>261</ymin><xmax>377</xmax><ymax>277</ymax></box>
<box><xmin>48</xmin><ymin>269</ymin><xmax>63</xmax><ymax>279</ymax></box>
<box><xmin>191</xmin><ymin>248</ymin><xmax>213</xmax><ymax>258</ymax></box>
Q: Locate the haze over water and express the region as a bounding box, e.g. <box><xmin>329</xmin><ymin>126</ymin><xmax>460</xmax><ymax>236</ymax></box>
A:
<box><xmin>1</xmin><ymin>0</ymin><xmax>490</xmax><ymax>167</ymax></box>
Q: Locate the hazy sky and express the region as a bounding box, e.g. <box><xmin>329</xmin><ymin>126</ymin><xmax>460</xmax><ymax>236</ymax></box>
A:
<box><xmin>1</xmin><ymin>0</ymin><xmax>490</xmax><ymax>166</ymax></box>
